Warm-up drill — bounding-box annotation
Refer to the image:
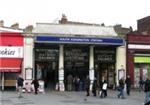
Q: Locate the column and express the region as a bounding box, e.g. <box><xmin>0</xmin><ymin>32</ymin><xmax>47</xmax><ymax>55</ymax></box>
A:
<box><xmin>58</xmin><ymin>45</ymin><xmax>65</xmax><ymax>91</ymax></box>
<box><xmin>23</xmin><ymin>36</ymin><xmax>34</xmax><ymax>80</ymax></box>
<box><xmin>2</xmin><ymin>72</ymin><xmax>4</xmax><ymax>91</ymax></box>
<box><xmin>116</xmin><ymin>46</ymin><xmax>126</xmax><ymax>86</ymax></box>
<box><xmin>23</xmin><ymin>36</ymin><xmax>36</xmax><ymax>92</ymax></box>
<box><xmin>89</xmin><ymin>46</ymin><xmax>94</xmax><ymax>90</ymax></box>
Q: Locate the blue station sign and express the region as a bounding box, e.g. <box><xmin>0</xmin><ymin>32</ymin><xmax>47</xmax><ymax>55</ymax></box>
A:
<box><xmin>36</xmin><ymin>36</ymin><xmax>125</xmax><ymax>45</ymax></box>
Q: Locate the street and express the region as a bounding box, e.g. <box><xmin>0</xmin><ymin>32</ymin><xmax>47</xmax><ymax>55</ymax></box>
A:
<box><xmin>0</xmin><ymin>90</ymin><xmax>144</xmax><ymax>105</ymax></box>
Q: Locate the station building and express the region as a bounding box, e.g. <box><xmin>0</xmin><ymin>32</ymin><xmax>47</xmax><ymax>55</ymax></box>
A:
<box><xmin>22</xmin><ymin>21</ymin><xmax>126</xmax><ymax>91</ymax></box>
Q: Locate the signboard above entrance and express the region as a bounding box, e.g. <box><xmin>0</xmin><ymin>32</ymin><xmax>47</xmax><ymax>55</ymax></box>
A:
<box><xmin>36</xmin><ymin>36</ymin><xmax>124</xmax><ymax>45</ymax></box>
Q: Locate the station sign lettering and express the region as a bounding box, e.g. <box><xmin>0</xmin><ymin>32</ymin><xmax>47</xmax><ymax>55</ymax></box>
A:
<box><xmin>36</xmin><ymin>36</ymin><xmax>124</xmax><ymax>45</ymax></box>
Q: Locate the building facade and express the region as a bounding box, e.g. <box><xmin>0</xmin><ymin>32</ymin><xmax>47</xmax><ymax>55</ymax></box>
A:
<box><xmin>137</xmin><ymin>16</ymin><xmax>150</xmax><ymax>34</ymax></box>
<box><xmin>127</xmin><ymin>34</ymin><xmax>150</xmax><ymax>88</ymax></box>
<box><xmin>126</xmin><ymin>16</ymin><xmax>150</xmax><ymax>88</ymax></box>
<box><xmin>0</xmin><ymin>19</ymin><xmax>126</xmax><ymax>91</ymax></box>
<box><xmin>22</xmin><ymin>22</ymin><xmax>126</xmax><ymax>91</ymax></box>
<box><xmin>0</xmin><ymin>32</ymin><xmax>23</xmax><ymax>90</ymax></box>
<box><xmin>0</xmin><ymin>22</ymin><xmax>24</xmax><ymax>90</ymax></box>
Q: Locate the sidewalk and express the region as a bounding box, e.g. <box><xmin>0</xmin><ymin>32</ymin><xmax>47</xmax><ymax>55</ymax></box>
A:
<box><xmin>0</xmin><ymin>90</ymin><xmax>144</xmax><ymax>105</ymax></box>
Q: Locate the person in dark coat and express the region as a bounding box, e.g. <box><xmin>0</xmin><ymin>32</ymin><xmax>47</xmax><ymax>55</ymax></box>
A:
<box><xmin>73</xmin><ymin>76</ymin><xmax>80</xmax><ymax>91</ymax></box>
<box><xmin>67</xmin><ymin>74</ymin><xmax>73</xmax><ymax>91</ymax></box>
<box><xmin>144</xmin><ymin>76</ymin><xmax>150</xmax><ymax>105</ymax></box>
<box><xmin>125</xmin><ymin>75</ymin><xmax>131</xmax><ymax>95</ymax></box>
<box><xmin>92</xmin><ymin>78</ymin><xmax>97</xmax><ymax>96</ymax></box>
<box><xmin>17</xmin><ymin>75</ymin><xmax>24</xmax><ymax>98</ymax></box>
<box><xmin>85</xmin><ymin>76</ymin><xmax>91</xmax><ymax>96</ymax></box>
<box><xmin>117</xmin><ymin>77</ymin><xmax>125</xmax><ymax>99</ymax></box>
<box><xmin>31</xmin><ymin>78</ymin><xmax>39</xmax><ymax>94</ymax></box>
<box><xmin>139</xmin><ymin>77</ymin><xmax>144</xmax><ymax>92</ymax></box>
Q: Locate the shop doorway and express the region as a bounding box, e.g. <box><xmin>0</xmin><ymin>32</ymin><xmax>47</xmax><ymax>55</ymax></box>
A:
<box><xmin>134</xmin><ymin>63</ymin><xmax>150</xmax><ymax>88</ymax></box>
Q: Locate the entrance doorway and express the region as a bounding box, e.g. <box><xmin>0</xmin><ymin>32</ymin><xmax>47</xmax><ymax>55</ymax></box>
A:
<box><xmin>64</xmin><ymin>45</ymin><xmax>89</xmax><ymax>91</ymax></box>
<box><xmin>35</xmin><ymin>61</ymin><xmax>58</xmax><ymax>90</ymax></box>
<box><xmin>34</xmin><ymin>43</ymin><xmax>59</xmax><ymax>90</ymax></box>
<box><xmin>95</xmin><ymin>63</ymin><xmax>115</xmax><ymax>88</ymax></box>
<box><xmin>94</xmin><ymin>46</ymin><xmax>116</xmax><ymax>88</ymax></box>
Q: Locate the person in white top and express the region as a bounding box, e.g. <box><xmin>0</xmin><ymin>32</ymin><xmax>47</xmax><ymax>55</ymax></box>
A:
<box><xmin>100</xmin><ymin>80</ymin><xmax>107</xmax><ymax>98</ymax></box>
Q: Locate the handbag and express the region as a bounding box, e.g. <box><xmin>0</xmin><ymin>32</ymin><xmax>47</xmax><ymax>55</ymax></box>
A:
<box><xmin>117</xmin><ymin>86</ymin><xmax>121</xmax><ymax>91</ymax></box>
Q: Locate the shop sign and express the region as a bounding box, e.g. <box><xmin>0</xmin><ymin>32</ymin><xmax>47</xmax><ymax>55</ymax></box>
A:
<box><xmin>36</xmin><ymin>36</ymin><xmax>124</xmax><ymax>45</ymax></box>
<box><xmin>95</xmin><ymin>49</ymin><xmax>115</xmax><ymax>62</ymax></box>
<box><xmin>0</xmin><ymin>46</ymin><xmax>23</xmax><ymax>58</ymax></box>
<box><xmin>35</xmin><ymin>49</ymin><xmax>58</xmax><ymax>61</ymax></box>
<box><xmin>64</xmin><ymin>49</ymin><xmax>88</xmax><ymax>61</ymax></box>
<box><xmin>134</xmin><ymin>56</ymin><xmax>150</xmax><ymax>63</ymax></box>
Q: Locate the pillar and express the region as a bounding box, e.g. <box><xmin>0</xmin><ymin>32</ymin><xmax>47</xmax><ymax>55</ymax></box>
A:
<box><xmin>2</xmin><ymin>72</ymin><xmax>4</xmax><ymax>91</ymax></box>
<box><xmin>58</xmin><ymin>45</ymin><xmax>65</xmax><ymax>91</ymax></box>
<box><xmin>89</xmin><ymin>46</ymin><xmax>94</xmax><ymax>90</ymax></box>
<box><xmin>23</xmin><ymin>36</ymin><xmax>34</xmax><ymax>79</ymax></box>
<box><xmin>116</xmin><ymin>46</ymin><xmax>126</xmax><ymax>86</ymax></box>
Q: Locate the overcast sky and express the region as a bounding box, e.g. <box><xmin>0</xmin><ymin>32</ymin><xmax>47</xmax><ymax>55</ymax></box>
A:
<box><xmin>0</xmin><ymin>0</ymin><xmax>150</xmax><ymax>30</ymax></box>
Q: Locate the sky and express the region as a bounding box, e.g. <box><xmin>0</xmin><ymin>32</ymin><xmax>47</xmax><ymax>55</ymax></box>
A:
<box><xmin>0</xmin><ymin>0</ymin><xmax>150</xmax><ymax>30</ymax></box>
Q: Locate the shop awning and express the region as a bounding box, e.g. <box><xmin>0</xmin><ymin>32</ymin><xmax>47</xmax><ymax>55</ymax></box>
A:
<box><xmin>0</xmin><ymin>58</ymin><xmax>23</xmax><ymax>72</ymax></box>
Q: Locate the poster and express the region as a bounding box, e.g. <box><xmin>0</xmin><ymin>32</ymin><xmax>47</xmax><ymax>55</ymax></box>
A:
<box><xmin>25</xmin><ymin>68</ymin><xmax>33</xmax><ymax>80</ymax></box>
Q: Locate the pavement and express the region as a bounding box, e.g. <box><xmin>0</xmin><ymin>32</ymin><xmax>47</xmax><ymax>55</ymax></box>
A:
<box><xmin>0</xmin><ymin>90</ymin><xmax>144</xmax><ymax>105</ymax></box>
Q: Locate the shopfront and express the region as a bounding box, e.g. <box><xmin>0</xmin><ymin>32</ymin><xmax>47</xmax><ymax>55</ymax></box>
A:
<box><xmin>0</xmin><ymin>32</ymin><xmax>23</xmax><ymax>90</ymax></box>
<box><xmin>127</xmin><ymin>34</ymin><xmax>150</xmax><ymax>88</ymax></box>
<box><xmin>34</xmin><ymin>36</ymin><xmax>125</xmax><ymax>90</ymax></box>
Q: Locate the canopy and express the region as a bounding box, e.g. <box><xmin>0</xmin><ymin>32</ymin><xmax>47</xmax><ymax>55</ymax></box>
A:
<box><xmin>0</xmin><ymin>58</ymin><xmax>23</xmax><ymax>72</ymax></box>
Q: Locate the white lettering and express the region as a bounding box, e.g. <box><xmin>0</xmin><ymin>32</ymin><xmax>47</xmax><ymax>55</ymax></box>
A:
<box><xmin>60</xmin><ymin>38</ymin><xmax>70</xmax><ymax>41</ymax></box>
<box><xmin>71</xmin><ymin>38</ymin><xmax>89</xmax><ymax>42</ymax></box>
<box><xmin>91</xmin><ymin>39</ymin><xmax>103</xmax><ymax>42</ymax></box>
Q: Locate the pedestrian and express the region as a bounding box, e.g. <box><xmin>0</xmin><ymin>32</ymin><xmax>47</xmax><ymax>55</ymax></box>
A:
<box><xmin>103</xmin><ymin>80</ymin><xmax>108</xmax><ymax>97</ymax></box>
<box><xmin>144</xmin><ymin>76</ymin><xmax>150</xmax><ymax>105</ymax></box>
<box><xmin>85</xmin><ymin>76</ymin><xmax>90</xmax><ymax>96</ymax></box>
<box><xmin>125</xmin><ymin>75</ymin><xmax>131</xmax><ymax>95</ymax></box>
<box><xmin>16</xmin><ymin>75</ymin><xmax>24</xmax><ymax>98</ymax></box>
<box><xmin>117</xmin><ymin>77</ymin><xmax>125</xmax><ymax>99</ymax></box>
<box><xmin>67</xmin><ymin>74</ymin><xmax>73</xmax><ymax>91</ymax></box>
<box><xmin>92</xmin><ymin>78</ymin><xmax>97</xmax><ymax>96</ymax></box>
<box><xmin>139</xmin><ymin>77</ymin><xmax>144</xmax><ymax>92</ymax></box>
<box><xmin>31</xmin><ymin>78</ymin><xmax>39</xmax><ymax>94</ymax></box>
<box><xmin>74</xmin><ymin>76</ymin><xmax>80</xmax><ymax>91</ymax></box>
<box><xmin>99</xmin><ymin>80</ymin><xmax>107</xmax><ymax>98</ymax></box>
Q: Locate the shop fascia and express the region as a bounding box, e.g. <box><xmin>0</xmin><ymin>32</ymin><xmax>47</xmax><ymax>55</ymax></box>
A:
<box><xmin>0</xmin><ymin>46</ymin><xmax>23</xmax><ymax>58</ymax></box>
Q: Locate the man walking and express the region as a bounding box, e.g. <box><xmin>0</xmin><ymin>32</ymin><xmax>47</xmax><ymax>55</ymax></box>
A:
<box><xmin>17</xmin><ymin>75</ymin><xmax>24</xmax><ymax>98</ymax></box>
<box><xmin>118</xmin><ymin>77</ymin><xmax>125</xmax><ymax>99</ymax></box>
<box><xmin>31</xmin><ymin>78</ymin><xmax>39</xmax><ymax>94</ymax></box>
<box><xmin>125</xmin><ymin>75</ymin><xmax>131</xmax><ymax>95</ymax></box>
<box><xmin>144</xmin><ymin>76</ymin><xmax>150</xmax><ymax>105</ymax></box>
<box><xmin>85</xmin><ymin>76</ymin><xmax>90</xmax><ymax>96</ymax></box>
